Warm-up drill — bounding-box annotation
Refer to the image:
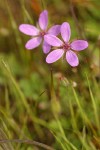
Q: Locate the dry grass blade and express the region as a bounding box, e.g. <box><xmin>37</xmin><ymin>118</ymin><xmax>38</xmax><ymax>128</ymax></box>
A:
<box><xmin>0</xmin><ymin>129</ymin><xmax>14</xmax><ymax>150</ymax></box>
<box><xmin>0</xmin><ymin>139</ymin><xmax>55</xmax><ymax>150</ymax></box>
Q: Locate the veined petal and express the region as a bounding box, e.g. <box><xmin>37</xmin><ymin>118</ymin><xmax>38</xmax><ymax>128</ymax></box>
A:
<box><xmin>25</xmin><ymin>37</ymin><xmax>42</xmax><ymax>50</ymax></box>
<box><xmin>71</xmin><ymin>40</ymin><xmax>88</xmax><ymax>51</ymax></box>
<box><xmin>43</xmin><ymin>40</ymin><xmax>51</xmax><ymax>54</ymax></box>
<box><xmin>39</xmin><ymin>10</ymin><xmax>48</xmax><ymax>30</ymax></box>
<box><xmin>61</xmin><ymin>22</ymin><xmax>71</xmax><ymax>42</ymax></box>
<box><xmin>66</xmin><ymin>50</ymin><xmax>79</xmax><ymax>67</ymax></box>
<box><xmin>46</xmin><ymin>49</ymin><xmax>64</xmax><ymax>63</ymax></box>
<box><xmin>44</xmin><ymin>34</ymin><xmax>63</xmax><ymax>47</ymax></box>
<box><xmin>48</xmin><ymin>25</ymin><xmax>61</xmax><ymax>36</ymax></box>
<box><xmin>19</xmin><ymin>24</ymin><xmax>39</xmax><ymax>36</ymax></box>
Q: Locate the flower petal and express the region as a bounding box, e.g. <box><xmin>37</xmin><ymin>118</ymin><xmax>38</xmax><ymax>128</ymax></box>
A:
<box><xmin>71</xmin><ymin>40</ymin><xmax>88</xmax><ymax>51</ymax></box>
<box><xmin>66</xmin><ymin>50</ymin><xmax>79</xmax><ymax>67</ymax></box>
<box><xmin>61</xmin><ymin>22</ymin><xmax>71</xmax><ymax>42</ymax></box>
<box><xmin>25</xmin><ymin>37</ymin><xmax>42</xmax><ymax>50</ymax></box>
<box><xmin>44</xmin><ymin>34</ymin><xmax>63</xmax><ymax>47</ymax></box>
<box><xmin>19</xmin><ymin>24</ymin><xmax>39</xmax><ymax>36</ymax></box>
<box><xmin>39</xmin><ymin>10</ymin><xmax>48</xmax><ymax>30</ymax></box>
<box><xmin>48</xmin><ymin>25</ymin><xmax>61</xmax><ymax>36</ymax></box>
<box><xmin>43</xmin><ymin>40</ymin><xmax>51</xmax><ymax>54</ymax></box>
<box><xmin>46</xmin><ymin>49</ymin><xmax>64</xmax><ymax>63</ymax></box>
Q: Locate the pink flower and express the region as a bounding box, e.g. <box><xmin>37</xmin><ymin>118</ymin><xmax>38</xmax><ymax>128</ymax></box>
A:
<box><xmin>44</xmin><ymin>22</ymin><xmax>88</xmax><ymax>67</ymax></box>
<box><xmin>19</xmin><ymin>10</ymin><xmax>60</xmax><ymax>53</ymax></box>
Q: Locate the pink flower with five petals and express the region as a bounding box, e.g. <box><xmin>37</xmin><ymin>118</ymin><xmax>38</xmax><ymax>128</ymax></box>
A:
<box><xmin>44</xmin><ymin>22</ymin><xmax>88</xmax><ymax>67</ymax></box>
<box><xmin>19</xmin><ymin>10</ymin><xmax>60</xmax><ymax>53</ymax></box>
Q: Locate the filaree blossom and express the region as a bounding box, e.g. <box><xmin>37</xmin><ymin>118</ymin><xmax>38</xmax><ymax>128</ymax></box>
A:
<box><xmin>44</xmin><ymin>22</ymin><xmax>88</xmax><ymax>67</ymax></box>
<box><xmin>19</xmin><ymin>10</ymin><xmax>60</xmax><ymax>53</ymax></box>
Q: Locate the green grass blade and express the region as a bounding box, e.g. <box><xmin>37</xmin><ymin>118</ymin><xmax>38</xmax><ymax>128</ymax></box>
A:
<box><xmin>0</xmin><ymin>128</ymin><xmax>14</xmax><ymax>150</ymax></box>
<box><xmin>86</xmin><ymin>74</ymin><xmax>100</xmax><ymax>132</ymax></box>
<box><xmin>72</xmin><ymin>86</ymin><xmax>97</xmax><ymax>136</ymax></box>
<box><xmin>1</xmin><ymin>59</ymin><xmax>48</xmax><ymax>128</ymax></box>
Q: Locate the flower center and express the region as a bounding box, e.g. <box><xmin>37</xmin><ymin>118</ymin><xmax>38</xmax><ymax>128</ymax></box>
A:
<box><xmin>39</xmin><ymin>31</ymin><xmax>46</xmax><ymax>37</ymax></box>
<box><xmin>62</xmin><ymin>43</ymin><xmax>70</xmax><ymax>51</ymax></box>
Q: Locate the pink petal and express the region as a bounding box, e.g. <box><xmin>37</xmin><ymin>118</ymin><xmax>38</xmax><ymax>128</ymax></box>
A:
<box><xmin>71</xmin><ymin>40</ymin><xmax>88</xmax><ymax>51</ymax></box>
<box><xmin>48</xmin><ymin>25</ymin><xmax>61</xmax><ymax>36</ymax></box>
<box><xmin>25</xmin><ymin>37</ymin><xmax>42</xmax><ymax>50</ymax></box>
<box><xmin>61</xmin><ymin>22</ymin><xmax>71</xmax><ymax>42</ymax></box>
<box><xmin>66</xmin><ymin>50</ymin><xmax>79</xmax><ymax>67</ymax></box>
<box><xmin>46</xmin><ymin>49</ymin><xmax>64</xmax><ymax>63</ymax></box>
<box><xmin>43</xmin><ymin>40</ymin><xmax>51</xmax><ymax>54</ymax></box>
<box><xmin>19</xmin><ymin>24</ymin><xmax>39</xmax><ymax>36</ymax></box>
<box><xmin>39</xmin><ymin>10</ymin><xmax>48</xmax><ymax>30</ymax></box>
<box><xmin>44</xmin><ymin>34</ymin><xmax>63</xmax><ymax>47</ymax></box>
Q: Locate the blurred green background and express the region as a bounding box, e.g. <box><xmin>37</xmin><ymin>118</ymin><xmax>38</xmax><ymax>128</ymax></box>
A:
<box><xmin>0</xmin><ymin>0</ymin><xmax>100</xmax><ymax>149</ymax></box>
